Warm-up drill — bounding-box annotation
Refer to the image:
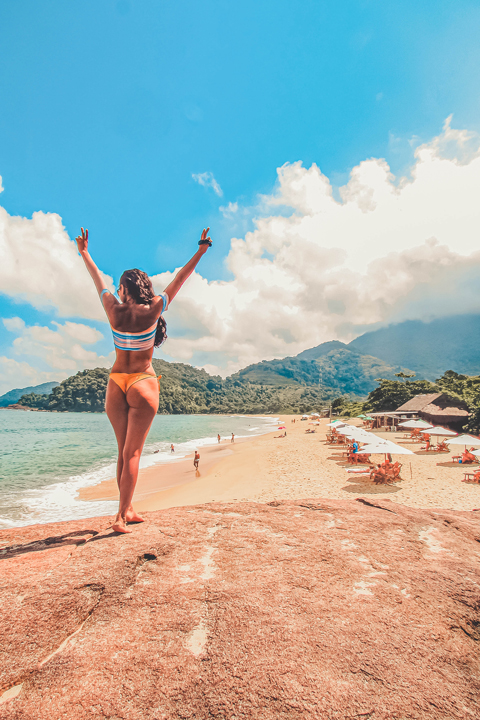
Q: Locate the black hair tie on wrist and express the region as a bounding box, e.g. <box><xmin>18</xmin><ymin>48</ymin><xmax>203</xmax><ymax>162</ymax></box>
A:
<box><xmin>198</xmin><ymin>238</ymin><xmax>212</xmax><ymax>246</ymax></box>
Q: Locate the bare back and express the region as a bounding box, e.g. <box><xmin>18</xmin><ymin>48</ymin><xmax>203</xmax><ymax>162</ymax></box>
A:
<box><xmin>103</xmin><ymin>294</ymin><xmax>165</xmax><ymax>373</ymax></box>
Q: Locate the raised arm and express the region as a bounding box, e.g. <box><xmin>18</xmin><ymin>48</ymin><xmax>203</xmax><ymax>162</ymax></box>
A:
<box><xmin>163</xmin><ymin>227</ymin><xmax>212</xmax><ymax>304</ymax></box>
<box><xmin>76</xmin><ymin>228</ymin><xmax>110</xmax><ymax>298</ymax></box>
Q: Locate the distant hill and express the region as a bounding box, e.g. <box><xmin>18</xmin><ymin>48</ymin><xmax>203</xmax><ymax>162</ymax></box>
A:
<box><xmin>0</xmin><ymin>381</ymin><xmax>59</xmax><ymax>407</ymax></box>
<box><xmin>296</xmin><ymin>340</ymin><xmax>348</xmax><ymax>361</ymax></box>
<box><xmin>349</xmin><ymin>314</ymin><xmax>480</xmax><ymax>380</ymax></box>
<box><xmin>16</xmin><ymin>360</ymin><xmax>336</xmax><ymax>415</ymax></box>
<box><xmin>232</xmin><ymin>347</ymin><xmax>413</xmax><ymax>397</ymax></box>
<box><xmin>12</xmin><ymin>312</ymin><xmax>480</xmax><ymax>414</ymax></box>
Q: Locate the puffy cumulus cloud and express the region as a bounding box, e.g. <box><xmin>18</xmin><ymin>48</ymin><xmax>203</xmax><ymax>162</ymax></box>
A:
<box><xmin>3</xmin><ymin>318</ymin><xmax>114</xmax><ymax>375</ymax></box>
<box><xmin>0</xmin><ymin>356</ymin><xmax>60</xmax><ymax>396</ymax></box>
<box><xmin>2</xmin><ymin>118</ymin><xmax>480</xmax><ymax>380</ymax></box>
<box><xmin>192</xmin><ymin>171</ymin><xmax>223</xmax><ymax>196</ymax></box>
<box><xmin>151</xmin><ymin>118</ymin><xmax>480</xmax><ymax>375</ymax></box>
<box><xmin>0</xmin><ymin>194</ymin><xmax>114</xmax><ymax>319</ymax></box>
<box><xmin>3</xmin><ymin>316</ymin><xmax>26</xmax><ymax>332</ymax></box>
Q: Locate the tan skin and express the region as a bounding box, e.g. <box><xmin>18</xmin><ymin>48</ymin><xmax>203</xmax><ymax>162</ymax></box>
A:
<box><xmin>76</xmin><ymin>227</ymin><xmax>211</xmax><ymax>533</ymax></box>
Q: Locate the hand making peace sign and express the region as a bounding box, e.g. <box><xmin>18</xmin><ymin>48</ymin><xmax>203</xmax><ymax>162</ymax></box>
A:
<box><xmin>75</xmin><ymin>227</ymin><xmax>89</xmax><ymax>255</ymax></box>
<box><xmin>198</xmin><ymin>227</ymin><xmax>212</xmax><ymax>254</ymax></box>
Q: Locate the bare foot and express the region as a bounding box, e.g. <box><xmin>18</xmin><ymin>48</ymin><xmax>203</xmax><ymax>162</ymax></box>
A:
<box><xmin>112</xmin><ymin>515</ymin><xmax>132</xmax><ymax>534</ymax></box>
<box><xmin>125</xmin><ymin>509</ymin><xmax>144</xmax><ymax>523</ymax></box>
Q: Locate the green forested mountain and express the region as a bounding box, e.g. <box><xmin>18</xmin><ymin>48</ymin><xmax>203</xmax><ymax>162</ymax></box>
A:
<box><xmin>348</xmin><ymin>314</ymin><xmax>480</xmax><ymax>380</ymax></box>
<box><xmin>18</xmin><ymin>369</ymin><xmax>110</xmax><ymax>413</ymax></box>
<box><xmin>17</xmin><ymin>360</ymin><xmax>336</xmax><ymax>415</ymax></box>
<box><xmin>232</xmin><ymin>346</ymin><xmax>413</xmax><ymax>396</ymax></box>
<box><xmin>15</xmin><ymin>314</ymin><xmax>480</xmax><ymax>417</ymax></box>
<box><xmin>0</xmin><ymin>381</ymin><xmax>59</xmax><ymax>407</ymax></box>
<box><xmin>15</xmin><ymin>344</ymin><xmax>415</xmax><ymax>415</ymax></box>
<box><xmin>18</xmin><ymin>362</ymin><xmax>480</xmax><ymax>431</ymax></box>
<box><xmin>296</xmin><ymin>340</ymin><xmax>348</xmax><ymax>361</ymax></box>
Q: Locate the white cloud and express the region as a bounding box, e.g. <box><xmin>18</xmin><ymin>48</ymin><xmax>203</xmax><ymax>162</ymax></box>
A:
<box><xmin>219</xmin><ymin>201</ymin><xmax>238</xmax><ymax>216</ymax></box>
<box><xmin>54</xmin><ymin>320</ymin><xmax>104</xmax><ymax>344</ymax></box>
<box><xmin>3</xmin><ymin>317</ymin><xmax>26</xmax><ymax>332</ymax></box>
<box><xmin>192</xmin><ymin>171</ymin><xmax>223</xmax><ymax>196</ymax></box>
<box><xmin>4</xmin><ymin>318</ymin><xmax>113</xmax><ymax>373</ymax></box>
<box><xmin>0</xmin><ymin>356</ymin><xmax>59</xmax><ymax>396</ymax></box>
<box><xmin>151</xmin><ymin>118</ymin><xmax>480</xmax><ymax>374</ymax></box>
<box><xmin>0</xmin><ymin>207</ymin><xmax>114</xmax><ymax>320</ymax></box>
<box><xmin>2</xmin><ymin>117</ymin><xmax>480</xmax><ymax>382</ymax></box>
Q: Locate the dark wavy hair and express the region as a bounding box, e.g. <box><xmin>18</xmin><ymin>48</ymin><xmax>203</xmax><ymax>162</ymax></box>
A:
<box><xmin>119</xmin><ymin>269</ymin><xmax>167</xmax><ymax>348</ymax></box>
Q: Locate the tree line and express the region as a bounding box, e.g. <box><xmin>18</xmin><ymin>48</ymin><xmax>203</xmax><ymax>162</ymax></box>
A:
<box><xmin>332</xmin><ymin>370</ymin><xmax>480</xmax><ymax>433</ymax></box>
<box><xmin>17</xmin><ymin>362</ymin><xmax>480</xmax><ymax>432</ymax></box>
<box><xmin>17</xmin><ymin>359</ymin><xmax>337</xmax><ymax>415</ymax></box>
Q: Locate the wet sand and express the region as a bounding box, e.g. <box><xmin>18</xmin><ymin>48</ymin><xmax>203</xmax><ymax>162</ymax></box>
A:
<box><xmin>79</xmin><ymin>416</ymin><xmax>480</xmax><ymax>512</ymax></box>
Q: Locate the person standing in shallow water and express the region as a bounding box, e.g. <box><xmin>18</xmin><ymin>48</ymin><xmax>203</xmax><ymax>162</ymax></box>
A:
<box><xmin>76</xmin><ymin>226</ymin><xmax>212</xmax><ymax>534</ymax></box>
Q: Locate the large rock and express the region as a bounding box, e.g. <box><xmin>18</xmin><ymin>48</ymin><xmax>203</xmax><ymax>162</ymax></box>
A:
<box><xmin>0</xmin><ymin>498</ymin><xmax>479</xmax><ymax>719</ymax></box>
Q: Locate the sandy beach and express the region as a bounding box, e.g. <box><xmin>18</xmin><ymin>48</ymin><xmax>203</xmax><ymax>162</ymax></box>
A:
<box><xmin>80</xmin><ymin>415</ymin><xmax>480</xmax><ymax>512</ymax></box>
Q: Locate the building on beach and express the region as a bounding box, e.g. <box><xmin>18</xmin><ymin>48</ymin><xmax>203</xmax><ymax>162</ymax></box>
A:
<box><xmin>368</xmin><ymin>393</ymin><xmax>469</xmax><ymax>431</ymax></box>
<box><xmin>395</xmin><ymin>393</ymin><xmax>469</xmax><ymax>430</ymax></box>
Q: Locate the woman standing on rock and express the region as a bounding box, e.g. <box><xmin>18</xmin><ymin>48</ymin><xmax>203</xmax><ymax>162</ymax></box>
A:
<box><xmin>76</xmin><ymin>227</ymin><xmax>212</xmax><ymax>533</ymax></box>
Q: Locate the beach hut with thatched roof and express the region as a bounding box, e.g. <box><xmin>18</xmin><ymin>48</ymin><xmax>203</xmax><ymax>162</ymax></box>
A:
<box><xmin>395</xmin><ymin>393</ymin><xmax>469</xmax><ymax>430</ymax></box>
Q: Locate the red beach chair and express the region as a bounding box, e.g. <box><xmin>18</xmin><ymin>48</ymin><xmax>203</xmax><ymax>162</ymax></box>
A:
<box><xmin>462</xmin><ymin>449</ymin><xmax>476</xmax><ymax>464</ymax></box>
<box><xmin>463</xmin><ymin>469</ymin><xmax>480</xmax><ymax>483</ymax></box>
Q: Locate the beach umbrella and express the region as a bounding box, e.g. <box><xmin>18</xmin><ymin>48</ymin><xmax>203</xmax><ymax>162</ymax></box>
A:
<box><xmin>337</xmin><ymin>426</ymin><xmax>371</xmax><ymax>439</ymax></box>
<box><xmin>358</xmin><ymin>439</ymin><xmax>414</xmax><ymax>460</ymax></box>
<box><xmin>355</xmin><ymin>440</ymin><xmax>413</xmax><ymax>477</ymax></box>
<box><xmin>398</xmin><ymin>420</ymin><xmax>433</xmax><ymax>429</ymax></box>
<box><xmin>327</xmin><ymin>420</ymin><xmax>346</xmax><ymax>428</ymax></box>
<box><xmin>446</xmin><ymin>434</ymin><xmax>480</xmax><ymax>449</ymax></box>
<box><xmin>420</xmin><ymin>426</ymin><xmax>457</xmax><ymax>437</ymax></box>
<box><xmin>470</xmin><ymin>449</ymin><xmax>480</xmax><ymax>458</ymax></box>
<box><xmin>354</xmin><ymin>440</ymin><xmax>414</xmax><ymax>476</ymax></box>
<box><xmin>357</xmin><ymin>414</ymin><xmax>367</xmax><ymax>419</ymax></box>
<box><xmin>337</xmin><ymin>429</ymin><xmax>378</xmax><ymax>446</ymax></box>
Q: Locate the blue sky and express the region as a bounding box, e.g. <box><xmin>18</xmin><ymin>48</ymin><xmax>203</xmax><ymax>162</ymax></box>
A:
<box><xmin>1</xmin><ymin>0</ymin><xmax>480</xmax><ymax>391</ymax></box>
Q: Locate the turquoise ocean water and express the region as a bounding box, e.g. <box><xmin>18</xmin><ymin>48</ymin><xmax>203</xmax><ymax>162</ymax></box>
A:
<box><xmin>0</xmin><ymin>411</ymin><xmax>277</xmax><ymax>529</ymax></box>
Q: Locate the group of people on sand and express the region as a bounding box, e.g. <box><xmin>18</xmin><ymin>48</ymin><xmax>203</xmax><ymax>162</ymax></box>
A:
<box><xmin>193</xmin><ymin>432</ymin><xmax>235</xmax><ymax>470</ymax></box>
<box><xmin>217</xmin><ymin>433</ymin><xmax>235</xmax><ymax>443</ymax></box>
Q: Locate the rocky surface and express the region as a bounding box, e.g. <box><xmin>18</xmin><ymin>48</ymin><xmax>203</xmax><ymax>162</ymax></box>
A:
<box><xmin>0</xmin><ymin>498</ymin><xmax>479</xmax><ymax>719</ymax></box>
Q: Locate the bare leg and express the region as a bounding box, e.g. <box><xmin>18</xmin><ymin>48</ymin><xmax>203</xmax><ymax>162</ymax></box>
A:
<box><xmin>106</xmin><ymin>381</ymin><xmax>136</xmax><ymax>532</ymax></box>
<box><xmin>105</xmin><ymin>378</ymin><xmax>128</xmax><ymax>487</ymax></box>
<box><xmin>113</xmin><ymin>378</ymin><xmax>159</xmax><ymax>533</ymax></box>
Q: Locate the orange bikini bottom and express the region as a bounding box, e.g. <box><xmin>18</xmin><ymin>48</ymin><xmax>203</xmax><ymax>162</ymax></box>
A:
<box><xmin>109</xmin><ymin>372</ymin><xmax>161</xmax><ymax>394</ymax></box>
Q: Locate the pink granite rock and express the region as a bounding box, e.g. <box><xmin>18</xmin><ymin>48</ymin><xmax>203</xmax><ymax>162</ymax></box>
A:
<box><xmin>0</xmin><ymin>498</ymin><xmax>479</xmax><ymax>719</ymax></box>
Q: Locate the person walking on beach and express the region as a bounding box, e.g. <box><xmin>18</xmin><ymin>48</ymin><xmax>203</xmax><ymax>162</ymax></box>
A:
<box><xmin>217</xmin><ymin>433</ymin><xmax>221</xmax><ymax>443</ymax></box>
<box><xmin>170</xmin><ymin>444</ymin><xmax>175</xmax><ymax>453</ymax></box>
<box><xmin>231</xmin><ymin>433</ymin><xmax>235</xmax><ymax>443</ymax></box>
<box><xmin>76</xmin><ymin>226</ymin><xmax>212</xmax><ymax>534</ymax></box>
<box><xmin>194</xmin><ymin>450</ymin><xmax>200</xmax><ymax>469</ymax></box>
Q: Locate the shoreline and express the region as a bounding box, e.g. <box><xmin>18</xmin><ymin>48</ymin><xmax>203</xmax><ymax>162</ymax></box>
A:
<box><xmin>79</xmin><ymin>415</ymin><xmax>480</xmax><ymax>513</ymax></box>
<box><xmin>79</xmin><ymin>419</ymin><xmax>285</xmax><ymax>509</ymax></box>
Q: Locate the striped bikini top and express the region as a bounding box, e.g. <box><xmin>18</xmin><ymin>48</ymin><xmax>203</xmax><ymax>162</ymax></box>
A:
<box><xmin>101</xmin><ymin>290</ymin><xmax>169</xmax><ymax>352</ymax></box>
